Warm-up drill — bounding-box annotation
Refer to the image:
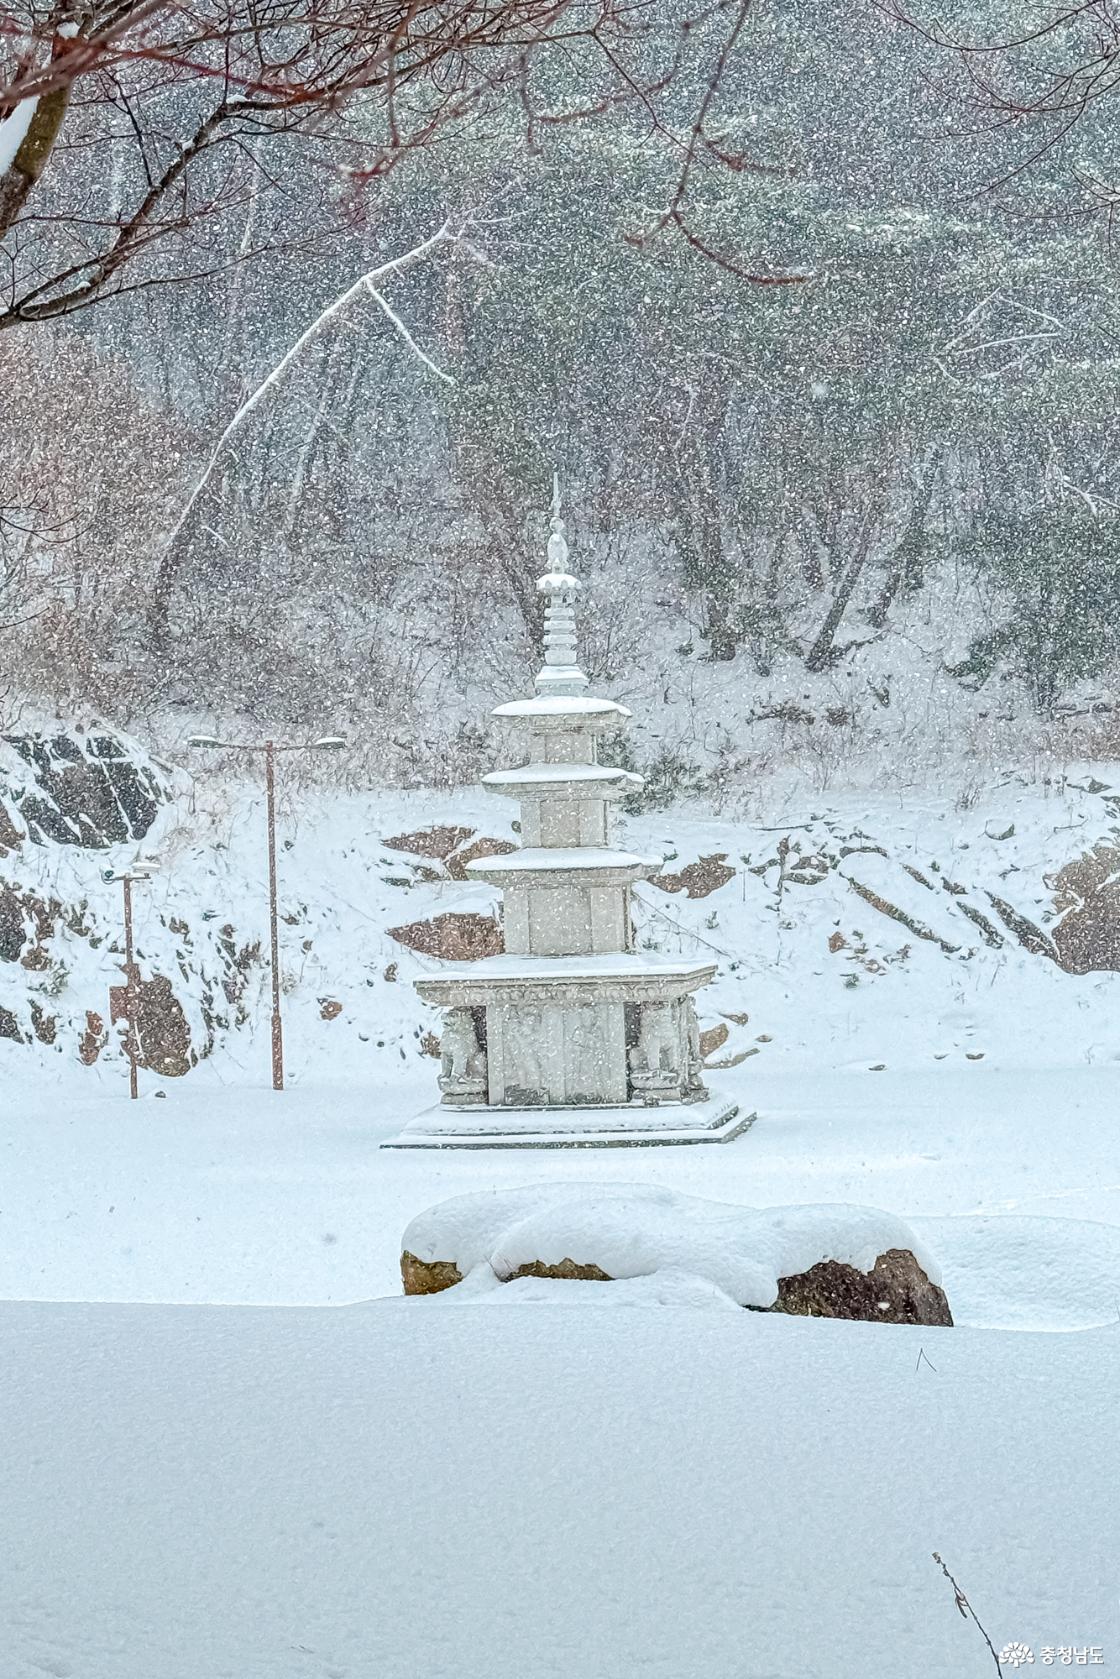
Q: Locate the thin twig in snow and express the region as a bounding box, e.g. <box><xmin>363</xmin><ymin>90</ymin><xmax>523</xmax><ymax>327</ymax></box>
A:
<box><xmin>931</xmin><ymin>1553</ymin><xmax>1002</xmax><ymax>1673</ymax></box>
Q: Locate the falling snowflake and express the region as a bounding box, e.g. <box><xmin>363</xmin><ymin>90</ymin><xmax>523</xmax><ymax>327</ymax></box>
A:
<box><xmin>999</xmin><ymin>1645</ymin><xmax>1035</xmax><ymax>1668</ymax></box>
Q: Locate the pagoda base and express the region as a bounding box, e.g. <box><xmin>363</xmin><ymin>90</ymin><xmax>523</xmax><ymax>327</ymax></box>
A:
<box><xmin>380</xmin><ymin>1095</ymin><xmax>750</xmax><ymax>1150</ymax></box>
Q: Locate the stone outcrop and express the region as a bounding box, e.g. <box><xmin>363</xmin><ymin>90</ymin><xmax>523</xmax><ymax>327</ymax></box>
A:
<box><xmin>401</xmin><ymin>1189</ymin><xmax>954</xmax><ymax>1314</ymax></box>
<box><xmin>0</xmin><ymin>801</ymin><xmax>22</xmax><ymax>855</ymax></box>
<box><xmin>651</xmin><ymin>854</ymin><xmax>735</xmax><ymax>899</ymax></box>
<box><xmin>133</xmin><ymin>974</ymin><xmax>192</xmax><ymax>1076</ymax></box>
<box><xmin>401</xmin><ymin>1239</ymin><xmax>952</xmax><ymax>1326</ymax></box>
<box><xmin>508</xmin><ymin>1258</ymin><xmax>612</xmax><ymax>1284</ymax></box>
<box><xmin>3</xmin><ymin>731</ymin><xmax>165</xmax><ymax>847</ymax></box>
<box><xmin>0</xmin><ymin>883</ymin><xmax>92</xmax><ymax>964</ymax></box>
<box><xmin>845</xmin><ymin>875</ymin><xmax>960</xmax><ymax>955</ymax></box>
<box><xmin>1050</xmin><ymin>844</ymin><xmax>1120</xmax><ymax>973</ymax></box>
<box><xmin>444</xmin><ymin>836</ymin><xmax>517</xmax><ymax>880</ymax></box>
<box><xmin>401</xmin><ymin>1252</ymin><xmax>464</xmax><ymax>1295</ymax></box>
<box><xmin>402</xmin><ymin>1252</ymin><xmax>613</xmax><ymax>1294</ymax></box>
<box><xmin>384</xmin><ymin>825</ymin><xmax>474</xmax><ymax>861</ymax></box>
<box><xmin>78</xmin><ymin>1010</ymin><xmax>108</xmax><ymax>1065</ymax></box>
<box><xmin>388</xmin><ymin>911</ymin><xmax>504</xmax><ymax>961</ymax></box>
<box><xmin>768</xmin><ymin>1248</ymin><xmax>952</xmax><ymax>1326</ymax></box>
<box><xmin>383</xmin><ymin>826</ymin><xmax>517</xmax><ymax>881</ymax></box>
<box><xmin>0</xmin><ymin>1005</ymin><xmax>24</xmax><ymax>1042</ymax></box>
<box><xmin>699</xmin><ymin>1022</ymin><xmax>729</xmax><ymax>1058</ymax></box>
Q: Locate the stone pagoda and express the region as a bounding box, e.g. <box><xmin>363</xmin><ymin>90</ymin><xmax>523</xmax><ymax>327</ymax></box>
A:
<box><xmin>384</xmin><ymin>481</ymin><xmax>746</xmax><ymax>1149</ymax></box>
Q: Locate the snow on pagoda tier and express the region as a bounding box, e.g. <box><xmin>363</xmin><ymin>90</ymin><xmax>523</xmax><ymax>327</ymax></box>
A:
<box><xmin>399</xmin><ymin>481</ymin><xmax>742</xmax><ymax>1145</ymax></box>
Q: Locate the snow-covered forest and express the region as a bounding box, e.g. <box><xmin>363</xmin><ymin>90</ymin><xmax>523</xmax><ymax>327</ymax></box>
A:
<box><xmin>7</xmin><ymin>1</ymin><xmax>1120</xmax><ymax>788</ymax></box>
<box><xmin>4</xmin><ymin>5</ymin><xmax>1120</xmax><ymax>1678</ymax></box>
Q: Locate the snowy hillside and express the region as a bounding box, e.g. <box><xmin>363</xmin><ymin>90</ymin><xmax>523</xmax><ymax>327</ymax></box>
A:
<box><xmin>6</xmin><ymin>726</ymin><xmax>1120</xmax><ymax>1096</ymax></box>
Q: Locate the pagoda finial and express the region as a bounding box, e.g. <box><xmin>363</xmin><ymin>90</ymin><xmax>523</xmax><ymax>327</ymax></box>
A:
<box><xmin>535</xmin><ymin>471</ymin><xmax>589</xmax><ymax>698</ymax></box>
<box><xmin>547</xmin><ymin>471</ymin><xmax>568</xmax><ymax>571</ymax></box>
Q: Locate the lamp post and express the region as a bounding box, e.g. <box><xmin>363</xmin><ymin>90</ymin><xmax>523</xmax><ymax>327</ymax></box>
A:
<box><xmin>103</xmin><ymin>855</ymin><xmax>161</xmax><ymax>1100</ymax></box>
<box><xmin>187</xmin><ymin>734</ymin><xmax>346</xmax><ymax>1090</ymax></box>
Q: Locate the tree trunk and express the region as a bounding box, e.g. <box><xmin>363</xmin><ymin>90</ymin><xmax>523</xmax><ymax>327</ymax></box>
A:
<box><xmin>868</xmin><ymin>453</ymin><xmax>940</xmax><ymax>630</ymax></box>
<box><xmin>0</xmin><ymin>82</ymin><xmax>71</xmax><ymax>238</ymax></box>
<box><xmin>804</xmin><ymin>549</ymin><xmax>869</xmax><ymax>672</ymax></box>
<box><xmin>803</xmin><ymin>500</ymin><xmax>881</xmax><ymax>673</ymax></box>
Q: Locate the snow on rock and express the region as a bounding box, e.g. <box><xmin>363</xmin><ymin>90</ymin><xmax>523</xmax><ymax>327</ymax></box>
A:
<box><xmin>1049</xmin><ymin>840</ymin><xmax>1120</xmax><ymax>973</ymax></box>
<box><xmin>445</xmin><ymin>1262</ymin><xmax>744</xmax><ymax>1311</ymax></box>
<box><xmin>1</xmin><ymin>727</ymin><xmax>166</xmax><ymax>848</ymax></box>
<box><xmin>383</xmin><ymin>824</ymin><xmax>475</xmax><ymax>859</ymax></box>
<box><xmin>838</xmin><ymin>851</ymin><xmax>963</xmax><ymax>954</ymax></box>
<box><xmin>0</xmin><ymin>724</ymin><xmax>266</xmax><ymax>1068</ymax></box>
<box><xmin>2</xmin><ymin>1069</ymin><xmax>1118</xmax><ymax>1322</ymax></box>
<box><xmin>401</xmin><ymin>1182</ymin><xmax>945</xmax><ymax>1311</ymax></box>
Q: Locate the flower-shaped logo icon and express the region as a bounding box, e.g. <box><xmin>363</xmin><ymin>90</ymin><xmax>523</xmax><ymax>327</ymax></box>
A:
<box><xmin>999</xmin><ymin>1645</ymin><xmax>1034</xmax><ymax>1668</ymax></box>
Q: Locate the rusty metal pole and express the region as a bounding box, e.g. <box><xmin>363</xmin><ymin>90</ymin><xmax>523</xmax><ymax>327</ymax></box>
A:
<box><xmin>122</xmin><ymin>874</ymin><xmax>139</xmax><ymax>1101</ymax></box>
<box><xmin>265</xmin><ymin>740</ymin><xmax>284</xmax><ymax>1091</ymax></box>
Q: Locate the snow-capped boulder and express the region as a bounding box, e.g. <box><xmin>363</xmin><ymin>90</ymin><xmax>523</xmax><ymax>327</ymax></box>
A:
<box><xmin>400</xmin><ymin>1184</ymin><xmax>953</xmax><ymax>1325</ymax></box>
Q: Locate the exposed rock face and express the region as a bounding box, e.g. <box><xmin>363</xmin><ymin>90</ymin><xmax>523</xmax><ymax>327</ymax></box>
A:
<box><xmin>0</xmin><ymin>883</ymin><xmax>91</xmax><ymax>965</ymax></box>
<box><xmin>0</xmin><ymin>885</ymin><xmax>24</xmax><ymax>962</ymax></box>
<box><xmin>401</xmin><ymin>1252</ymin><xmax>463</xmax><ymax>1295</ymax></box>
<box><xmin>508</xmin><ymin>1258</ymin><xmax>613</xmax><ymax>1284</ymax></box>
<box><xmin>78</xmin><ymin>1010</ymin><xmax>107</xmax><ymax>1066</ymax></box>
<box><xmin>1050</xmin><ymin>844</ymin><xmax>1120</xmax><ymax>974</ymax></box>
<box><xmin>3</xmin><ymin>732</ymin><xmax>164</xmax><ymax>847</ymax></box>
<box><xmin>30</xmin><ymin>1004</ymin><xmax>57</xmax><ymax>1044</ymax></box>
<box><xmin>388</xmin><ymin>911</ymin><xmax>503</xmax><ymax>961</ymax></box>
<box><xmin>134</xmin><ymin>975</ymin><xmax>192</xmax><ymax>1076</ymax></box>
<box><xmin>845</xmin><ymin>875</ymin><xmax>960</xmax><ymax>955</ymax></box>
<box><xmin>401</xmin><ymin>1253</ymin><xmax>611</xmax><ymax>1294</ymax></box>
<box><xmin>400</xmin><ymin>1245</ymin><xmax>952</xmax><ymax>1324</ymax></box>
<box><xmin>769</xmin><ymin>1248</ymin><xmax>953</xmax><ymax>1326</ymax></box>
<box><xmin>0</xmin><ymin>801</ymin><xmax>22</xmax><ymax>854</ymax></box>
<box><xmin>383</xmin><ymin>826</ymin><xmax>517</xmax><ymax>882</ymax></box>
<box><xmin>651</xmin><ymin>854</ymin><xmax>735</xmax><ymax>899</ymax></box>
<box><xmin>384</xmin><ymin>825</ymin><xmax>474</xmax><ymax>861</ymax></box>
<box><xmin>445</xmin><ymin>836</ymin><xmax>517</xmax><ymax>880</ymax></box>
<box><xmin>699</xmin><ymin>1022</ymin><xmax>729</xmax><ymax>1059</ymax></box>
<box><xmin>0</xmin><ymin>1005</ymin><xmax>24</xmax><ymax>1042</ymax></box>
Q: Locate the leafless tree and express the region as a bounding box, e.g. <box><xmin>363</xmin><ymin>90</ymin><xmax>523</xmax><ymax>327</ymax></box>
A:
<box><xmin>881</xmin><ymin>1</ymin><xmax>1120</xmax><ymax>207</ymax></box>
<box><xmin>0</xmin><ymin>0</ymin><xmax>806</xmax><ymax>331</ymax></box>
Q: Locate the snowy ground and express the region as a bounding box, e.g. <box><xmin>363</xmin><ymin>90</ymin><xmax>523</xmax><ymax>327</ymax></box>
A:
<box><xmin>6</xmin><ymin>1064</ymin><xmax>1120</xmax><ymax>1325</ymax></box>
<box><xmin>5</xmin><ymin>770</ymin><xmax>1120</xmax><ymax>1676</ymax></box>
<box><xmin>3</xmin><ymin>1299</ymin><xmax>1116</xmax><ymax>1679</ymax></box>
<box><xmin>4</xmin><ymin>1063</ymin><xmax>1120</xmax><ymax>1674</ymax></box>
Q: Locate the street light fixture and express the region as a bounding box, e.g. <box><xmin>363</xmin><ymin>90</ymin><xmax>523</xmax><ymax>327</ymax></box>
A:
<box><xmin>102</xmin><ymin>853</ymin><xmax>161</xmax><ymax>1100</ymax></box>
<box><xmin>186</xmin><ymin>733</ymin><xmax>347</xmax><ymax>1091</ymax></box>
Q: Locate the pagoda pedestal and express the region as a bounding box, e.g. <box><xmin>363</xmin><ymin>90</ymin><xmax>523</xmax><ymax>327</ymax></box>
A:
<box><xmin>383</xmin><ymin>484</ymin><xmax>748</xmax><ymax>1150</ymax></box>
